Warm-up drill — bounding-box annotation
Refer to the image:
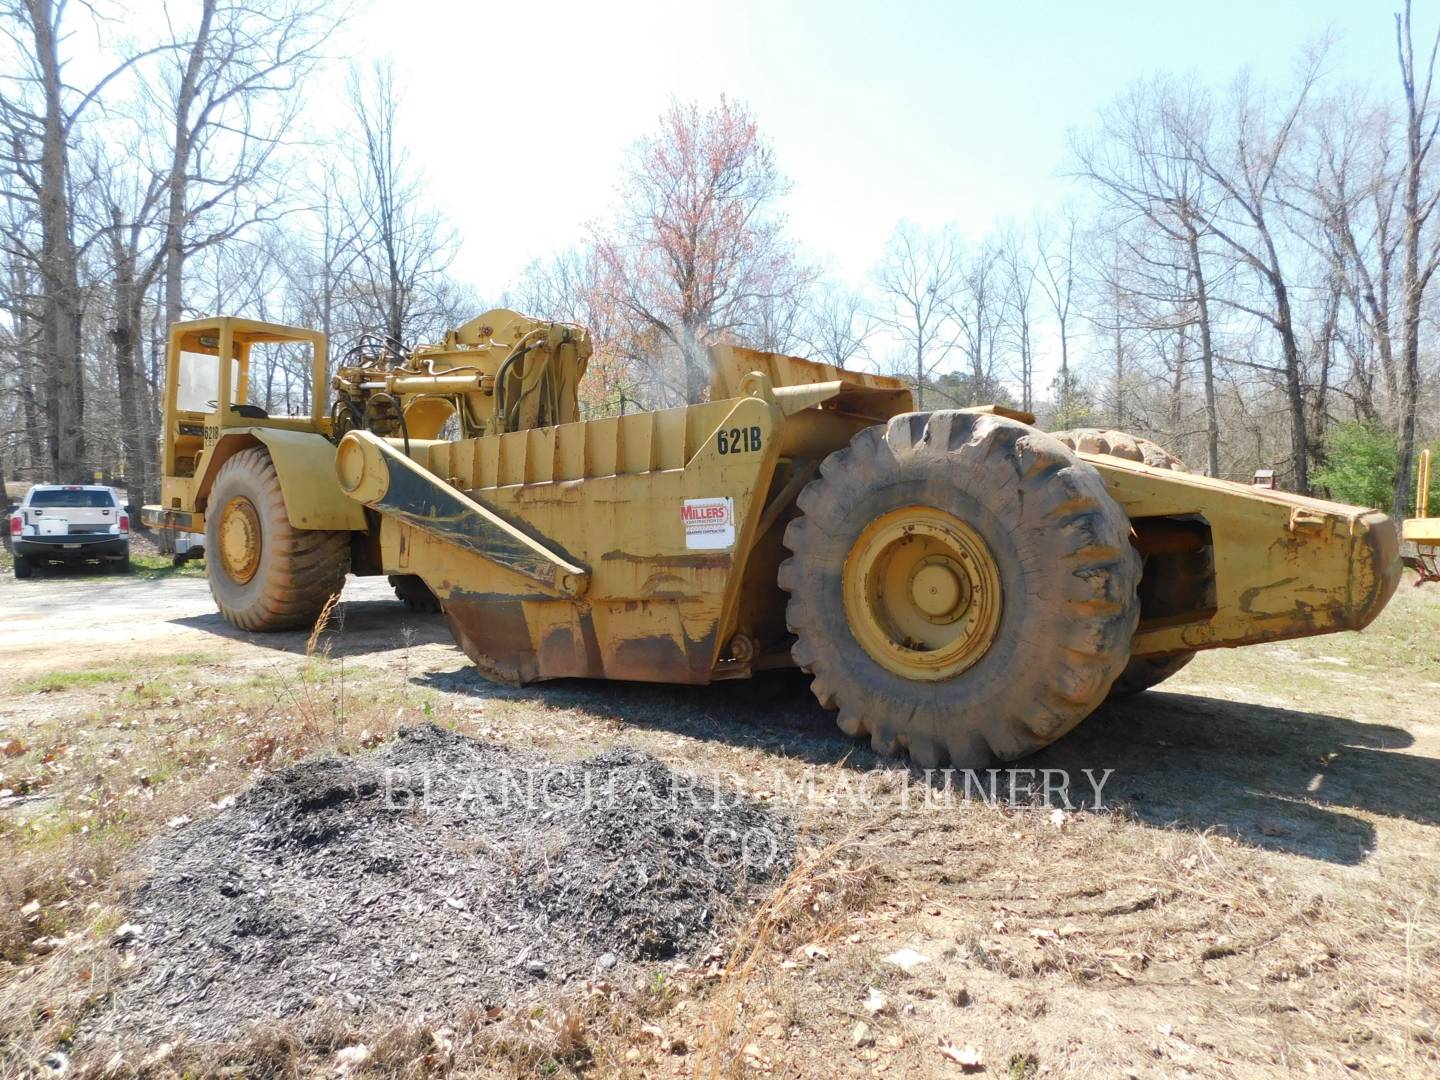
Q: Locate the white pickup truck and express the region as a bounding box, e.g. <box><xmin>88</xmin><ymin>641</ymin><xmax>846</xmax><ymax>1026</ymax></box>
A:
<box><xmin>7</xmin><ymin>484</ymin><xmax>131</xmax><ymax>578</ymax></box>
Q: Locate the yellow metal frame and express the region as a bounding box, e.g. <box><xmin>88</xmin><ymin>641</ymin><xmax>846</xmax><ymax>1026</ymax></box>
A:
<box><xmin>1090</xmin><ymin>457</ymin><xmax>1400</xmax><ymax>655</ymax></box>
<box><xmin>1404</xmin><ymin>448</ymin><xmax>1439</xmax><ymax>544</ymax></box>
<box><xmin>145</xmin><ymin>317</ymin><xmax>365</xmax><ymax>533</ymax></box>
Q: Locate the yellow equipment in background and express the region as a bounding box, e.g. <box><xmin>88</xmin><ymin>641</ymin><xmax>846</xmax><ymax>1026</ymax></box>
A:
<box><xmin>1404</xmin><ymin>448</ymin><xmax>1438</xmax><ymax>584</ymax></box>
<box><xmin>144</xmin><ymin>311</ymin><xmax>1403</xmax><ymax>768</ymax></box>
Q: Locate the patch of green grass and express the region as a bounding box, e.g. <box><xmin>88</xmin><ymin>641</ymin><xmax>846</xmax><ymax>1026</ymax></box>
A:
<box><xmin>129</xmin><ymin>552</ymin><xmax>206</xmax><ymax>580</ymax></box>
<box><xmin>120</xmin><ymin>677</ymin><xmax>180</xmax><ymax>704</ymax></box>
<box><xmin>17</xmin><ymin>652</ymin><xmax>216</xmax><ymax>695</ymax></box>
<box><xmin>18</xmin><ymin>668</ymin><xmax>133</xmax><ymax>694</ymax></box>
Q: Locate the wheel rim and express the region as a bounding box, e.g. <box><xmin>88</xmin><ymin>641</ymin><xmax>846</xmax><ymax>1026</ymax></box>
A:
<box><xmin>217</xmin><ymin>495</ymin><xmax>262</xmax><ymax>584</ymax></box>
<box><xmin>842</xmin><ymin>506</ymin><xmax>1003</xmax><ymax>681</ymax></box>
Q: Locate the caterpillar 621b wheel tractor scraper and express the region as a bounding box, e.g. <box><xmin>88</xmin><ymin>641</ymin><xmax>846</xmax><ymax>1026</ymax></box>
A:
<box><xmin>144</xmin><ymin>312</ymin><xmax>1402</xmax><ymax>767</ymax></box>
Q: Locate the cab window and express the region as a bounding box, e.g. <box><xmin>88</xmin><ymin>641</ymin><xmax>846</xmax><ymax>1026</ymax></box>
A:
<box><xmin>176</xmin><ymin>351</ymin><xmax>240</xmax><ymax>413</ymax></box>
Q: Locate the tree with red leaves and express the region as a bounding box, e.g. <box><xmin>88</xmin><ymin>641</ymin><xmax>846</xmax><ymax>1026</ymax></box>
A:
<box><xmin>594</xmin><ymin>98</ymin><xmax>811</xmax><ymax>405</ymax></box>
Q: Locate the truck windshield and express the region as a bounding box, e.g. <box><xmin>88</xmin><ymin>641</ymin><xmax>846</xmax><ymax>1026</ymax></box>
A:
<box><xmin>28</xmin><ymin>489</ymin><xmax>115</xmax><ymax>508</ymax></box>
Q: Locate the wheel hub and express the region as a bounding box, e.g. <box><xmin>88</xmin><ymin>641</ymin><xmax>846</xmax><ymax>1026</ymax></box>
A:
<box><xmin>218</xmin><ymin>496</ymin><xmax>262</xmax><ymax>585</ymax></box>
<box><xmin>842</xmin><ymin>506</ymin><xmax>1003</xmax><ymax>681</ymax></box>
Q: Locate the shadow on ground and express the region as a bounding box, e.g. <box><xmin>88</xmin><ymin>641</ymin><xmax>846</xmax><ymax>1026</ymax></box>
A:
<box><xmin>418</xmin><ymin>665</ymin><xmax>1435</xmax><ymax>866</ymax></box>
<box><xmin>172</xmin><ymin>599</ymin><xmax>454</xmax><ymax>658</ymax></box>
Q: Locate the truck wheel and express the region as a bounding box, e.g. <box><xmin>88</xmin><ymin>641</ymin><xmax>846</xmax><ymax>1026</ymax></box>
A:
<box><xmin>389</xmin><ymin>574</ymin><xmax>440</xmax><ymax>613</ymax></box>
<box><xmin>780</xmin><ymin>412</ymin><xmax>1142</xmax><ymax>768</ymax></box>
<box><xmin>13</xmin><ymin>555</ymin><xmax>32</xmax><ymax>579</ymax></box>
<box><xmin>205</xmin><ymin>446</ymin><xmax>350</xmax><ymax>631</ymax></box>
<box><xmin>1052</xmin><ymin>428</ymin><xmax>1198</xmax><ymax>697</ymax></box>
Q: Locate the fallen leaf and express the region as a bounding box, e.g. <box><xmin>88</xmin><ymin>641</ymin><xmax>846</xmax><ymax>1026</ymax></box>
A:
<box><xmin>863</xmin><ymin>987</ymin><xmax>892</xmax><ymax>1015</ymax></box>
<box><xmin>2</xmin><ymin>739</ymin><xmax>25</xmax><ymax>758</ymax></box>
<box><xmin>938</xmin><ymin>1039</ymin><xmax>982</xmax><ymax>1069</ymax></box>
<box><xmin>884</xmin><ymin>947</ymin><xmax>930</xmax><ymax>973</ymax></box>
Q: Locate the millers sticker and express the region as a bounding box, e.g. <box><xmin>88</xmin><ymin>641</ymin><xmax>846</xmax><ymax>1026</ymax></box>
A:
<box><xmin>682</xmin><ymin>497</ymin><xmax>736</xmax><ymax>550</ymax></box>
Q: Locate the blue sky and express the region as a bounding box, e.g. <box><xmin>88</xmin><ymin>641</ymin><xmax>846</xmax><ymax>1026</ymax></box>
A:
<box><xmin>339</xmin><ymin>0</ymin><xmax>1403</xmax><ymax>299</ymax></box>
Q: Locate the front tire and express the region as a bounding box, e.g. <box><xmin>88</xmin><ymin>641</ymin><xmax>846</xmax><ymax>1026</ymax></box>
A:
<box><xmin>1051</xmin><ymin>428</ymin><xmax>1198</xmax><ymax>698</ymax></box>
<box><xmin>780</xmin><ymin>412</ymin><xmax>1141</xmax><ymax>768</ymax></box>
<box><xmin>205</xmin><ymin>447</ymin><xmax>350</xmax><ymax>631</ymax></box>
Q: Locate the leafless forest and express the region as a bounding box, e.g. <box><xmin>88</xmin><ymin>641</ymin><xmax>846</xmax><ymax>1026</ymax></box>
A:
<box><xmin>2</xmin><ymin>0</ymin><xmax>1439</xmax><ymax>519</ymax></box>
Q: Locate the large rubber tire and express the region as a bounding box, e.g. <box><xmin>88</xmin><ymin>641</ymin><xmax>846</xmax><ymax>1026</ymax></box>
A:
<box><xmin>13</xmin><ymin>555</ymin><xmax>32</xmax><ymax>579</ymax></box>
<box><xmin>1051</xmin><ymin>428</ymin><xmax>1189</xmax><ymax>473</ymax></box>
<box><xmin>780</xmin><ymin>411</ymin><xmax>1142</xmax><ymax>768</ymax></box>
<box><xmin>205</xmin><ymin>447</ymin><xmax>350</xmax><ymax>631</ymax></box>
<box><xmin>1053</xmin><ymin>428</ymin><xmax>1199</xmax><ymax>698</ymax></box>
<box><xmin>389</xmin><ymin>573</ymin><xmax>440</xmax><ymax>613</ymax></box>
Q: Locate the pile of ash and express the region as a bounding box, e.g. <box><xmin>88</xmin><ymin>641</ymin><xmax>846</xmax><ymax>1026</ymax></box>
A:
<box><xmin>90</xmin><ymin>724</ymin><xmax>792</xmax><ymax>1042</ymax></box>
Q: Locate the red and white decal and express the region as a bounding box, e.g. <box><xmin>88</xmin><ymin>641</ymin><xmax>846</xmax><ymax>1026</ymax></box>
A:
<box><xmin>681</xmin><ymin>497</ymin><xmax>735</xmax><ymax>551</ymax></box>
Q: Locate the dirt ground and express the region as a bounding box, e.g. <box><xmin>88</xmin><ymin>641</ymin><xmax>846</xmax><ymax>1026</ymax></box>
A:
<box><xmin>0</xmin><ymin>565</ymin><xmax>1437</xmax><ymax>1079</ymax></box>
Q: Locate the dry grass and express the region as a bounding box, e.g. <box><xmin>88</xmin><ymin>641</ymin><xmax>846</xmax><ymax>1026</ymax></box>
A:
<box><xmin>1</xmin><ymin>579</ymin><xmax>1438</xmax><ymax>1077</ymax></box>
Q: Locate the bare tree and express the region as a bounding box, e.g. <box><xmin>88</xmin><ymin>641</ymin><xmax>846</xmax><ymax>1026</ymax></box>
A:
<box><xmin>1</xmin><ymin>0</ymin><xmax>100</xmax><ymax>481</ymax></box>
<box><xmin>1175</xmin><ymin>59</ymin><xmax>1325</xmax><ymax>491</ymax></box>
<box><xmin>1393</xmin><ymin>0</ymin><xmax>1440</xmax><ymax>514</ymax></box>
<box><xmin>157</xmin><ymin>0</ymin><xmax>335</xmax><ymax>327</ymax></box>
<box><xmin>1035</xmin><ymin>211</ymin><xmax>1085</xmax><ymax>423</ymax></box>
<box><xmin>873</xmin><ymin>221</ymin><xmax>964</xmax><ymax>408</ymax></box>
<box><xmin>798</xmin><ymin>282</ymin><xmax>874</xmax><ymax>369</ymax></box>
<box><xmin>996</xmin><ymin>226</ymin><xmax>1039</xmax><ymax>412</ymax></box>
<box><xmin>91</xmin><ymin>154</ymin><xmax>167</xmax><ymax>510</ymax></box>
<box><xmin>1301</xmin><ymin>94</ymin><xmax>1400</xmax><ymax>423</ymax></box>
<box><xmin>342</xmin><ymin>61</ymin><xmax>457</xmax><ymax>348</ymax></box>
<box><xmin>947</xmin><ymin>243</ymin><xmax>1003</xmax><ymax>401</ymax></box>
<box><xmin>1073</xmin><ymin>75</ymin><xmax>1223</xmax><ymax>473</ymax></box>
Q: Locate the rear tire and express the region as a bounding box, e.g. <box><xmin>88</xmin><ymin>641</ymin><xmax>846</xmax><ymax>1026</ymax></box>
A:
<box><xmin>1051</xmin><ymin>428</ymin><xmax>1188</xmax><ymax>472</ymax></box>
<box><xmin>1108</xmin><ymin>651</ymin><xmax>1195</xmax><ymax>697</ymax></box>
<box><xmin>1052</xmin><ymin>428</ymin><xmax>1199</xmax><ymax>697</ymax></box>
<box><xmin>205</xmin><ymin>446</ymin><xmax>350</xmax><ymax>631</ymax></box>
<box><xmin>13</xmin><ymin>555</ymin><xmax>32</xmax><ymax>579</ymax></box>
<box><xmin>780</xmin><ymin>411</ymin><xmax>1141</xmax><ymax>768</ymax></box>
<box><xmin>389</xmin><ymin>574</ymin><xmax>440</xmax><ymax>613</ymax></box>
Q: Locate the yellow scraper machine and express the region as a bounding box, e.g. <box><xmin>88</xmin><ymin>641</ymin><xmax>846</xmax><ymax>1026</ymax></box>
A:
<box><xmin>144</xmin><ymin>311</ymin><xmax>1403</xmax><ymax>767</ymax></box>
<box><xmin>1404</xmin><ymin>448</ymin><xmax>1438</xmax><ymax>584</ymax></box>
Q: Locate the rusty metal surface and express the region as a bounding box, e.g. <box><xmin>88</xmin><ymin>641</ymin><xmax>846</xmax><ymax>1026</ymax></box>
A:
<box><xmin>336</xmin><ymin>429</ymin><xmax>585</xmax><ymax>596</ymax></box>
<box><xmin>1088</xmin><ymin>456</ymin><xmax>1402</xmax><ymax>655</ymax></box>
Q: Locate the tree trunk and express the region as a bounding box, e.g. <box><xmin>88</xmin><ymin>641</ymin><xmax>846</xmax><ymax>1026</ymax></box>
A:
<box><xmin>914</xmin><ymin>337</ymin><xmax>925</xmax><ymax>410</ymax></box>
<box><xmin>29</xmin><ymin>0</ymin><xmax>87</xmax><ymax>483</ymax></box>
<box><xmin>1184</xmin><ymin>225</ymin><xmax>1220</xmax><ymax>478</ymax></box>
<box><xmin>109</xmin><ymin>222</ymin><xmax>149</xmax><ymax>520</ymax></box>
<box><xmin>1276</xmin><ymin>287</ymin><xmax>1308</xmax><ymax>493</ymax></box>
<box><xmin>1396</xmin><ymin>84</ymin><xmax>1424</xmax><ymax>513</ymax></box>
<box><xmin>163</xmin><ymin>0</ymin><xmax>217</xmax><ymax>329</ymax></box>
<box><xmin>1170</xmin><ymin>322</ymin><xmax>1186</xmax><ymax>438</ymax></box>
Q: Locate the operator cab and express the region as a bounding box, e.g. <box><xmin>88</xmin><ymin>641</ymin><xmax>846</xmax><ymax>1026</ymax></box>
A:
<box><xmin>163</xmin><ymin>320</ymin><xmax>328</xmax><ymax>484</ymax></box>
